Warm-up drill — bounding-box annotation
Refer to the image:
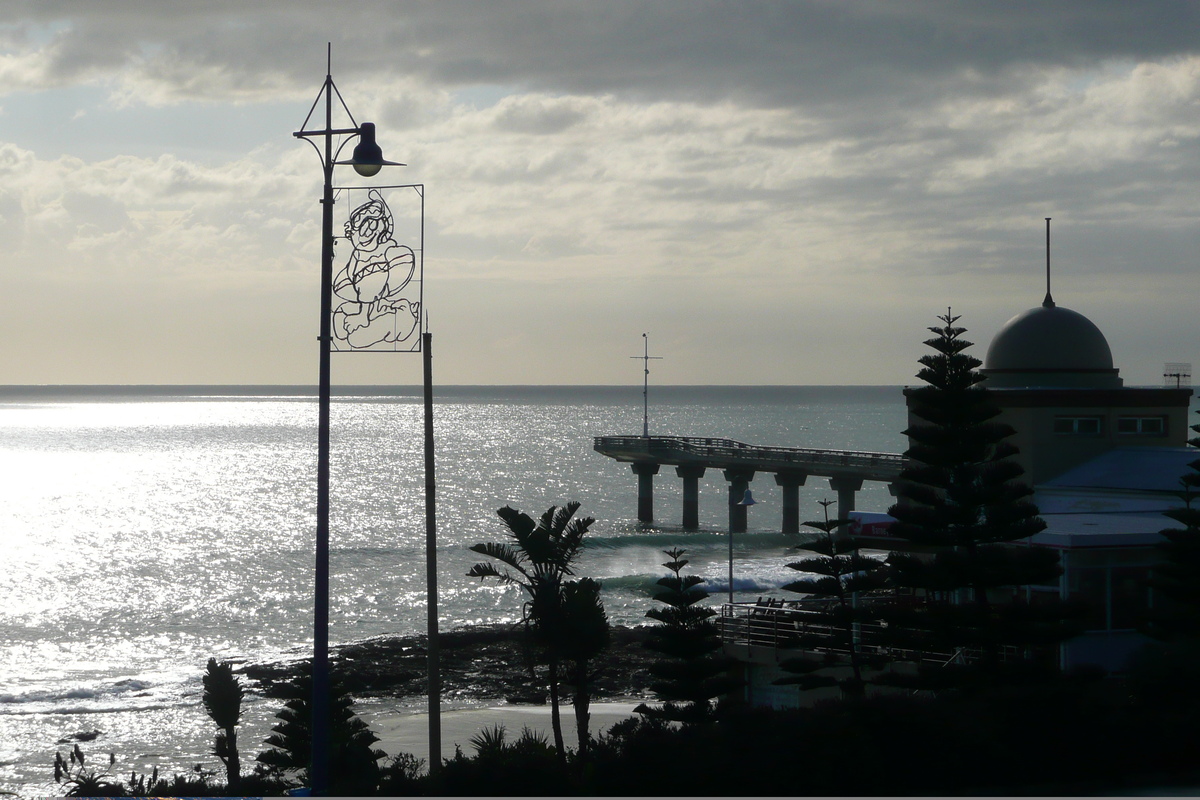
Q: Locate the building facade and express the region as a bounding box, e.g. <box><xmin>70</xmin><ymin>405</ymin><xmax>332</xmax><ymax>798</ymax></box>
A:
<box><xmin>729</xmin><ymin>293</ymin><xmax>1195</xmax><ymax>706</ymax></box>
<box><xmin>981</xmin><ymin>293</ymin><xmax>1192</xmax><ymax>671</ymax></box>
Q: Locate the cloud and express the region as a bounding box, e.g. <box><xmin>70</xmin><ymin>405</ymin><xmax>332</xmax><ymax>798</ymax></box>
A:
<box><xmin>492</xmin><ymin>94</ymin><xmax>589</xmax><ymax>135</ymax></box>
<box><xmin>0</xmin><ymin>3</ymin><xmax>1198</xmax><ymax>385</ymax></box>
<box><xmin>2</xmin><ymin>1</ymin><xmax>1197</xmax><ymax>109</ymax></box>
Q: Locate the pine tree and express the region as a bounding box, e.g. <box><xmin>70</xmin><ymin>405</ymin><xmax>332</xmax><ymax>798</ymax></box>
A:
<box><xmin>255</xmin><ymin>664</ymin><xmax>386</xmax><ymax>795</ymax></box>
<box><xmin>774</xmin><ymin>499</ymin><xmax>888</xmax><ymax>698</ymax></box>
<box><xmin>1147</xmin><ymin>408</ymin><xmax>1200</xmax><ymax>639</ymax></box>
<box><xmin>635</xmin><ymin>548</ymin><xmax>741</xmax><ymax>724</ymax></box>
<box><xmin>881</xmin><ymin>309</ymin><xmax>1068</xmax><ymax>688</ymax></box>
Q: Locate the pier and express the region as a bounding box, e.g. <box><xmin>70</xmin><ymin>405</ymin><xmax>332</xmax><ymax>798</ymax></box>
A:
<box><xmin>593</xmin><ymin>435</ymin><xmax>906</xmax><ymax>532</ymax></box>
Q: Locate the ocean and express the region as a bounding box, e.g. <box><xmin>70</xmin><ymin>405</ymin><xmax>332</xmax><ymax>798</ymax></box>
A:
<box><xmin>0</xmin><ymin>385</ymin><xmax>906</xmax><ymax>795</ymax></box>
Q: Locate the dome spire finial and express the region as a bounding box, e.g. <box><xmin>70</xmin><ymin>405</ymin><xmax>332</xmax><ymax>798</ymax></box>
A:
<box><xmin>1043</xmin><ymin>217</ymin><xmax>1055</xmax><ymax>308</ymax></box>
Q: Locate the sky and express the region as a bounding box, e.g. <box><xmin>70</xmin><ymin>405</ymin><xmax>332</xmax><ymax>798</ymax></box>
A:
<box><xmin>1</xmin><ymin>1</ymin><xmax>1198</xmax><ymax>386</ymax></box>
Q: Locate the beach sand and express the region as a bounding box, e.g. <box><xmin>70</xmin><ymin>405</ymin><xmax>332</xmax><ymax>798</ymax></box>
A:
<box><xmin>364</xmin><ymin>702</ymin><xmax>643</xmax><ymax>764</ymax></box>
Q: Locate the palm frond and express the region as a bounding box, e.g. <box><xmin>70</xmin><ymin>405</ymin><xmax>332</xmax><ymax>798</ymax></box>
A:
<box><xmin>466</xmin><ymin>561</ymin><xmax>528</xmax><ymax>589</ymax></box>
<box><xmin>468</xmin><ymin>542</ymin><xmax>528</xmax><ymax>574</ymax></box>
<box><xmin>551</xmin><ymin>501</ymin><xmax>582</xmax><ymax>534</ymax></box>
<box><xmin>497</xmin><ymin>505</ymin><xmax>537</xmax><ymax>538</ymax></box>
<box><xmin>469</xmin><ymin>724</ymin><xmax>508</xmax><ymax>756</ymax></box>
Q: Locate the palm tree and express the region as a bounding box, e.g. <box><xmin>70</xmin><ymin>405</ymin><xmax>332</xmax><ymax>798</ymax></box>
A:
<box><xmin>557</xmin><ymin>577</ymin><xmax>609</xmax><ymax>759</ymax></box>
<box><xmin>202</xmin><ymin>658</ymin><xmax>243</xmax><ymax>793</ymax></box>
<box><xmin>468</xmin><ymin>502</ymin><xmax>595</xmax><ymax>761</ymax></box>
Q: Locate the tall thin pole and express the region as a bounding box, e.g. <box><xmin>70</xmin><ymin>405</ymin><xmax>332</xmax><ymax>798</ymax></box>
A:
<box><xmin>728</xmin><ymin>492</ymin><xmax>754</xmax><ymax>604</ymax></box>
<box><xmin>629</xmin><ymin>333</ymin><xmax>661</xmax><ymax>438</ymax></box>
<box><xmin>641</xmin><ymin>334</ymin><xmax>649</xmax><ymax>437</ymax></box>
<box><xmin>1044</xmin><ymin>217</ymin><xmax>1053</xmax><ymax>307</ymax></box>
<box><xmin>423</xmin><ymin>331</ymin><xmax>441</xmax><ymax>775</ymax></box>
<box><xmin>295</xmin><ymin>43</ymin><xmax>404</xmax><ymax>794</ymax></box>
<box><xmin>311</xmin><ymin>56</ymin><xmax>334</xmax><ymax>796</ymax></box>
<box><xmin>727</xmin><ymin>522</ymin><xmax>734</xmax><ymax>605</ymax></box>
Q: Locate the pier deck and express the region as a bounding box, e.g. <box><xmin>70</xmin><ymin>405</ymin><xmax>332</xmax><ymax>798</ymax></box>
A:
<box><xmin>594</xmin><ymin>435</ymin><xmax>904</xmax><ymax>479</ymax></box>
<box><xmin>593</xmin><ymin>435</ymin><xmax>907</xmax><ymax>531</ymax></box>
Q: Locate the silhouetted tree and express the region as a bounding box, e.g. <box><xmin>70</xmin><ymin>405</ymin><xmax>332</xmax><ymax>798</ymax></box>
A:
<box><xmin>255</xmin><ymin>664</ymin><xmax>386</xmax><ymax>795</ymax></box>
<box><xmin>202</xmin><ymin>658</ymin><xmax>243</xmax><ymax>793</ymax></box>
<box><xmin>882</xmin><ymin>309</ymin><xmax>1070</xmax><ymax>688</ymax></box>
<box><xmin>775</xmin><ymin>499</ymin><xmax>888</xmax><ymax>698</ymax></box>
<box><xmin>1148</xmin><ymin>408</ymin><xmax>1200</xmax><ymax>639</ymax></box>
<box><xmin>468</xmin><ymin>502</ymin><xmax>594</xmax><ymax>761</ymax></box>
<box><xmin>635</xmin><ymin>548</ymin><xmax>741</xmax><ymax>724</ymax></box>
<box><xmin>557</xmin><ymin>577</ymin><xmax>610</xmax><ymax>760</ymax></box>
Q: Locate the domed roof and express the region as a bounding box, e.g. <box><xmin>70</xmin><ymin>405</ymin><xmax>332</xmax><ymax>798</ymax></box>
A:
<box><xmin>982</xmin><ymin>298</ymin><xmax>1121</xmax><ymax>388</ymax></box>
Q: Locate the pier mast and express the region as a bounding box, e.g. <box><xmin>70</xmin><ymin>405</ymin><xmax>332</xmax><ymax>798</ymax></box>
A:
<box><xmin>630</xmin><ymin>333</ymin><xmax>662</xmax><ymax>438</ymax></box>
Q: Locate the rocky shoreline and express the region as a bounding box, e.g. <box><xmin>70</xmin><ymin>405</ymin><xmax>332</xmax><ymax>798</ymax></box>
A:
<box><xmin>239</xmin><ymin>624</ymin><xmax>661</xmax><ymax>706</ymax></box>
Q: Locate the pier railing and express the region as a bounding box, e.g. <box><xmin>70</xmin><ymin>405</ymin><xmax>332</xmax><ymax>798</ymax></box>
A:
<box><xmin>593</xmin><ymin>435</ymin><xmax>906</xmax><ymax>477</ymax></box>
<box><xmin>719</xmin><ymin>600</ymin><xmax>1023</xmax><ymax>666</ymax></box>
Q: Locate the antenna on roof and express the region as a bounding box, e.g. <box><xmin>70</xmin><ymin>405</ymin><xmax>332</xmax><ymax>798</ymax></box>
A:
<box><xmin>1043</xmin><ymin>217</ymin><xmax>1055</xmax><ymax>308</ymax></box>
<box><xmin>1164</xmin><ymin>362</ymin><xmax>1192</xmax><ymax>389</ymax></box>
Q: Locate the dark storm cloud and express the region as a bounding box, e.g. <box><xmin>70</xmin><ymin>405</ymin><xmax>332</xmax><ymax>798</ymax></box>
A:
<box><xmin>4</xmin><ymin>1</ymin><xmax>1199</xmax><ymax>108</ymax></box>
<box><xmin>392</xmin><ymin>0</ymin><xmax>1200</xmax><ymax>109</ymax></box>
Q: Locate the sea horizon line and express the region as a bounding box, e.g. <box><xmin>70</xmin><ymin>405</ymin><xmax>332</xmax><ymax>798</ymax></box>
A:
<box><xmin>0</xmin><ymin>384</ymin><xmax>907</xmax><ymax>399</ymax></box>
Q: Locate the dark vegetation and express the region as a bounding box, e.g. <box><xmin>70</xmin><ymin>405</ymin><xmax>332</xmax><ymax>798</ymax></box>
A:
<box><xmin>775</xmin><ymin>499</ymin><xmax>888</xmax><ymax>698</ymax></box>
<box><xmin>880</xmin><ymin>309</ymin><xmax>1083</xmax><ymax>689</ymax></box>
<box><xmin>50</xmin><ymin>315</ymin><xmax>1200</xmax><ymax>796</ymax></box>
<box><xmin>202</xmin><ymin>658</ymin><xmax>242</xmax><ymax>793</ymax></box>
<box><xmin>254</xmin><ymin>663</ymin><xmax>389</xmax><ymax>795</ymax></box>
<box><xmin>1147</xmin><ymin>407</ymin><xmax>1200</xmax><ymax>640</ymax></box>
<box><xmin>53</xmin><ymin>664</ymin><xmax>1200</xmax><ymax>796</ymax></box>
<box><xmin>466</xmin><ymin>502</ymin><xmax>607</xmax><ymax>761</ymax></box>
<box><xmin>634</xmin><ymin>547</ymin><xmax>741</xmax><ymax>723</ymax></box>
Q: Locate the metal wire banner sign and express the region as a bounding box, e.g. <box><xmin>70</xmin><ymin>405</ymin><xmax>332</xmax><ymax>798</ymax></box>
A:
<box><xmin>331</xmin><ymin>183</ymin><xmax>424</xmax><ymax>352</ymax></box>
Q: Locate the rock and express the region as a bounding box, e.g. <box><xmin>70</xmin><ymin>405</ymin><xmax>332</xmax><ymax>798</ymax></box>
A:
<box><xmin>238</xmin><ymin>624</ymin><xmax>661</xmax><ymax>705</ymax></box>
<box><xmin>504</xmin><ymin>690</ymin><xmax>548</xmax><ymax>705</ymax></box>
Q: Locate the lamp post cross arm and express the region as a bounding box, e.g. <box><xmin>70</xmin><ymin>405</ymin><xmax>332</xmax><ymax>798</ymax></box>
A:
<box><xmin>294</xmin><ymin>126</ymin><xmax>365</xmax><ymax>139</ymax></box>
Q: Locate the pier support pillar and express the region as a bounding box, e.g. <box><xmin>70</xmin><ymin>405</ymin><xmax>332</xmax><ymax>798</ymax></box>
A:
<box><xmin>723</xmin><ymin>468</ymin><xmax>756</xmax><ymax>533</ymax></box>
<box><xmin>774</xmin><ymin>471</ymin><xmax>808</xmax><ymax>534</ymax></box>
<box><xmin>828</xmin><ymin>475</ymin><xmax>864</xmax><ymax>518</ymax></box>
<box><xmin>631</xmin><ymin>462</ymin><xmax>661</xmax><ymax>523</ymax></box>
<box><xmin>675</xmin><ymin>465</ymin><xmax>707</xmax><ymax>530</ymax></box>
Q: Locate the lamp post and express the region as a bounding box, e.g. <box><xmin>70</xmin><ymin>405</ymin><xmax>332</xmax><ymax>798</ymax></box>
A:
<box><xmin>293</xmin><ymin>46</ymin><xmax>401</xmax><ymax>796</ymax></box>
<box><xmin>728</xmin><ymin>489</ymin><xmax>757</xmax><ymax>604</ymax></box>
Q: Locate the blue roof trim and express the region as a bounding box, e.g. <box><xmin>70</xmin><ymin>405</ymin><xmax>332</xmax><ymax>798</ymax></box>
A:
<box><xmin>1041</xmin><ymin>447</ymin><xmax>1198</xmax><ymax>493</ymax></box>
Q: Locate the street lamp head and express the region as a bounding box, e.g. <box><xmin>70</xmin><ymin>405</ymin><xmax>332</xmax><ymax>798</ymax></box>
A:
<box><xmin>321</xmin><ymin>121</ymin><xmax>405</xmax><ymax>174</ymax></box>
<box><xmin>739</xmin><ymin>489</ymin><xmax>757</xmax><ymax>506</ymax></box>
<box><xmin>351</xmin><ymin>122</ymin><xmax>384</xmax><ymax>176</ymax></box>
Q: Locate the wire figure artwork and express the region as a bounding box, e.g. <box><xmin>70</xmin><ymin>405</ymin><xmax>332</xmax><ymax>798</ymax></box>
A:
<box><xmin>332</xmin><ymin>188</ymin><xmax>421</xmax><ymax>351</ymax></box>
